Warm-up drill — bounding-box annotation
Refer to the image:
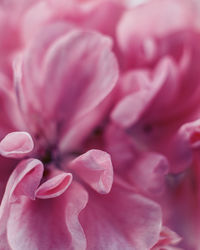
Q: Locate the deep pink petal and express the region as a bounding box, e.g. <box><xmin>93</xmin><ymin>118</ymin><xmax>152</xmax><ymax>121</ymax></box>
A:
<box><xmin>0</xmin><ymin>157</ymin><xmax>17</xmax><ymax>203</ymax></box>
<box><xmin>68</xmin><ymin>149</ymin><xmax>113</xmax><ymax>194</ymax></box>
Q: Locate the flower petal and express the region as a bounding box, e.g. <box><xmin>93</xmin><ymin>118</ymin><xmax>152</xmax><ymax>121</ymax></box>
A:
<box><xmin>111</xmin><ymin>57</ymin><xmax>178</xmax><ymax>127</ymax></box>
<box><xmin>68</xmin><ymin>149</ymin><xmax>113</xmax><ymax>194</ymax></box>
<box><xmin>80</xmin><ymin>181</ymin><xmax>162</xmax><ymax>250</ymax></box>
<box><xmin>0</xmin><ymin>158</ymin><xmax>43</xmax><ymax>205</ymax></box>
<box><xmin>177</xmin><ymin>119</ymin><xmax>200</xmax><ymax>150</ymax></box>
<box><xmin>117</xmin><ymin>0</ymin><xmax>198</xmax><ymax>69</ymax></box>
<box><xmin>0</xmin><ymin>159</ymin><xmax>43</xmax><ymax>249</ymax></box>
<box><xmin>130</xmin><ymin>152</ymin><xmax>169</xmax><ymax>195</ymax></box>
<box><xmin>35</xmin><ymin>172</ymin><xmax>72</xmax><ymax>199</ymax></box>
<box><xmin>18</xmin><ymin>24</ymin><xmax>118</xmax><ymax>141</ymax></box>
<box><xmin>0</xmin><ymin>132</ymin><xmax>34</xmax><ymax>158</ymax></box>
<box><xmin>152</xmin><ymin>226</ymin><xmax>182</xmax><ymax>249</ymax></box>
<box><xmin>6</xmin><ymin>181</ymin><xmax>88</xmax><ymax>250</ymax></box>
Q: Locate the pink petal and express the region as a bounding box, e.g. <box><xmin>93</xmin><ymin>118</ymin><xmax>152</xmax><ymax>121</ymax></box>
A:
<box><xmin>177</xmin><ymin>119</ymin><xmax>200</xmax><ymax>150</ymax></box>
<box><xmin>112</xmin><ymin>57</ymin><xmax>178</xmax><ymax>127</ymax></box>
<box><xmin>0</xmin><ymin>159</ymin><xmax>43</xmax><ymax>249</ymax></box>
<box><xmin>68</xmin><ymin>0</ymin><xmax>125</xmax><ymax>38</ymax></box>
<box><xmin>0</xmin><ymin>159</ymin><xmax>43</xmax><ymax>209</ymax></box>
<box><xmin>117</xmin><ymin>0</ymin><xmax>198</xmax><ymax>69</ymax></box>
<box><xmin>35</xmin><ymin>172</ymin><xmax>72</xmax><ymax>199</ymax></box>
<box><xmin>80</xmin><ymin>181</ymin><xmax>162</xmax><ymax>249</ymax></box>
<box><xmin>0</xmin><ymin>73</ymin><xmax>25</xmax><ymax>136</ymax></box>
<box><xmin>68</xmin><ymin>149</ymin><xmax>113</xmax><ymax>194</ymax></box>
<box><xmin>6</xmin><ymin>181</ymin><xmax>88</xmax><ymax>250</ymax></box>
<box><xmin>152</xmin><ymin>226</ymin><xmax>182</xmax><ymax>249</ymax></box>
<box><xmin>18</xmin><ymin>25</ymin><xmax>118</xmax><ymax>141</ymax></box>
<box><xmin>0</xmin><ymin>132</ymin><xmax>34</xmax><ymax>158</ymax></box>
<box><xmin>130</xmin><ymin>152</ymin><xmax>169</xmax><ymax>195</ymax></box>
<box><xmin>59</xmin><ymin>94</ymin><xmax>114</xmax><ymax>152</ymax></box>
<box><xmin>42</xmin><ymin>29</ymin><xmax>118</xmax><ymax>120</ymax></box>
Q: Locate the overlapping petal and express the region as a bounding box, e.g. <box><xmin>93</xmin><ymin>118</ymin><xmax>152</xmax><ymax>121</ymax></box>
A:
<box><xmin>117</xmin><ymin>0</ymin><xmax>199</xmax><ymax>69</ymax></box>
<box><xmin>35</xmin><ymin>170</ymin><xmax>72</xmax><ymax>199</ymax></box>
<box><xmin>80</xmin><ymin>181</ymin><xmax>162</xmax><ymax>250</ymax></box>
<box><xmin>6</xmin><ymin>181</ymin><xmax>88</xmax><ymax>250</ymax></box>
<box><xmin>68</xmin><ymin>149</ymin><xmax>113</xmax><ymax>194</ymax></box>
<box><xmin>0</xmin><ymin>159</ymin><xmax>43</xmax><ymax>249</ymax></box>
<box><xmin>17</xmin><ymin>24</ymin><xmax>118</xmax><ymax>144</ymax></box>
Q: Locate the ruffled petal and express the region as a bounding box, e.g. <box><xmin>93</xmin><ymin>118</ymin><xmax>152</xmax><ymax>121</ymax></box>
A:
<box><xmin>0</xmin><ymin>158</ymin><xmax>43</xmax><ymax>249</ymax></box>
<box><xmin>111</xmin><ymin>57</ymin><xmax>178</xmax><ymax>127</ymax></box>
<box><xmin>6</xmin><ymin>181</ymin><xmax>88</xmax><ymax>250</ymax></box>
<box><xmin>35</xmin><ymin>170</ymin><xmax>72</xmax><ymax>199</ymax></box>
<box><xmin>152</xmin><ymin>226</ymin><xmax>182</xmax><ymax>249</ymax></box>
<box><xmin>68</xmin><ymin>149</ymin><xmax>113</xmax><ymax>194</ymax></box>
<box><xmin>129</xmin><ymin>152</ymin><xmax>169</xmax><ymax>196</ymax></box>
<box><xmin>17</xmin><ymin>24</ymin><xmax>118</xmax><ymax>142</ymax></box>
<box><xmin>80</xmin><ymin>181</ymin><xmax>162</xmax><ymax>250</ymax></box>
<box><xmin>117</xmin><ymin>0</ymin><xmax>198</xmax><ymax>69</ymax></box>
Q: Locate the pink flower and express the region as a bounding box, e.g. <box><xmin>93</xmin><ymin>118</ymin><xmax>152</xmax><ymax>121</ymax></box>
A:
<box><xmin>0</xmin><ymin>17</ymin><xmax>163</xmax><ymax>250</ymax></box>
<box><xmin>112</xmin><ymin>0</ymin><xmax>200</xmax><ymax>173</ymax></box>
<box><xmin>107</xmin><ymin>0</ymin><xmax>200</xmax><ymax>248</ymax></box>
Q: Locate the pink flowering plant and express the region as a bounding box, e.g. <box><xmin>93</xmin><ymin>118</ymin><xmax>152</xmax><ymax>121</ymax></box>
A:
<box><xmin>0</xmin><ymin>0</ymin><xmax>199</xmax><ymax>249</ymax></box>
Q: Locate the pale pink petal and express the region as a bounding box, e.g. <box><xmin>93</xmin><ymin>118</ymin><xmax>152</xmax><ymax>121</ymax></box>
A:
<box><xmin>68</xmin><ymin>149</ymin><xmax>113</xmax><ymax>194</ymax></box>
<box><xmin>177</xmin><ymin>119</ymin><xmax>200</xmax><ymax>150</ymax></box>
<box><xmin>117</xmin><ymin>0</ymin><xmax>198</xmax><ymax>69</ymax></box>
<box><xmin>41</xmin><ymin>30</ymin><xmax>118</xmax><ymax>120</ymax></box>
<box><xmin>105</xmin><ymin>124</ymin><xmax>169</xmax><ymax>195</ymax></box>
<box><xmin>21</xmin><ymin>1</ymin><xmax>66</xmax><ymax>45</ymax></box>
<box><xmin>68</xmin><ymin>0</ymin><xmax>125</xmax><ymax>38</ymax></box>
<box><xmin>0</xmin><ymin>132</ymin><xmax>34</xmax><ymax>158</ymax></box>
<box><xmin>0</xmin><ymin>158</ymin><xmax>43</xmax><ymax>210</ymax></box>
<box><xmin>0</xmin><ymin>159</ymin><xmax>43</xmax><ymax>250</ymax></box>
<box><xmin>112</xmin><ymin>57</ymin><xmax>178</xmax><ymax>127</ymax></box>
<box><xmin>18</xmin><ymin>25</ymin><xmax>118</xmax><ymax>141</ymax></box>
<box><xmin>0</xmin><ymin>73</ymin><xmax>25</xmax><ymax>136</ymax></box>
<box><xmin>163</xmin><ymin>120</ymin><xmax>200</xmax><ymax>173</ymax></box>
<box><xmin>80</xmin><ymin>181</ymin><xmax>162</xmax><ymax>250</ymax></box>
<box><xmin>130</xmin><ymin>152</ymin><xmax>169</xmax><ymax>196</ymax></box>
<box><xmin>6</xmin><ymin>181</ymin><xmax>88</xmax><ymax>250</ymax></box>
<box><xmin>46</xmin><ymin>0</ymin><xmax>124</xmax><ymax>38</ymax></box>
<box><xmin>35</xmin><ymin>172</ymin><xmax>72</xmax><ymax>199</ymax></box>
<box><xmin>59</xmin><ymin>92</ymin><xmax>115</xmax><ymax>152</ymax></box>
<box><xmin>152</xmin><ymin>226</ymin><xmax>182</xmax><ymax>249</ymax></box>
